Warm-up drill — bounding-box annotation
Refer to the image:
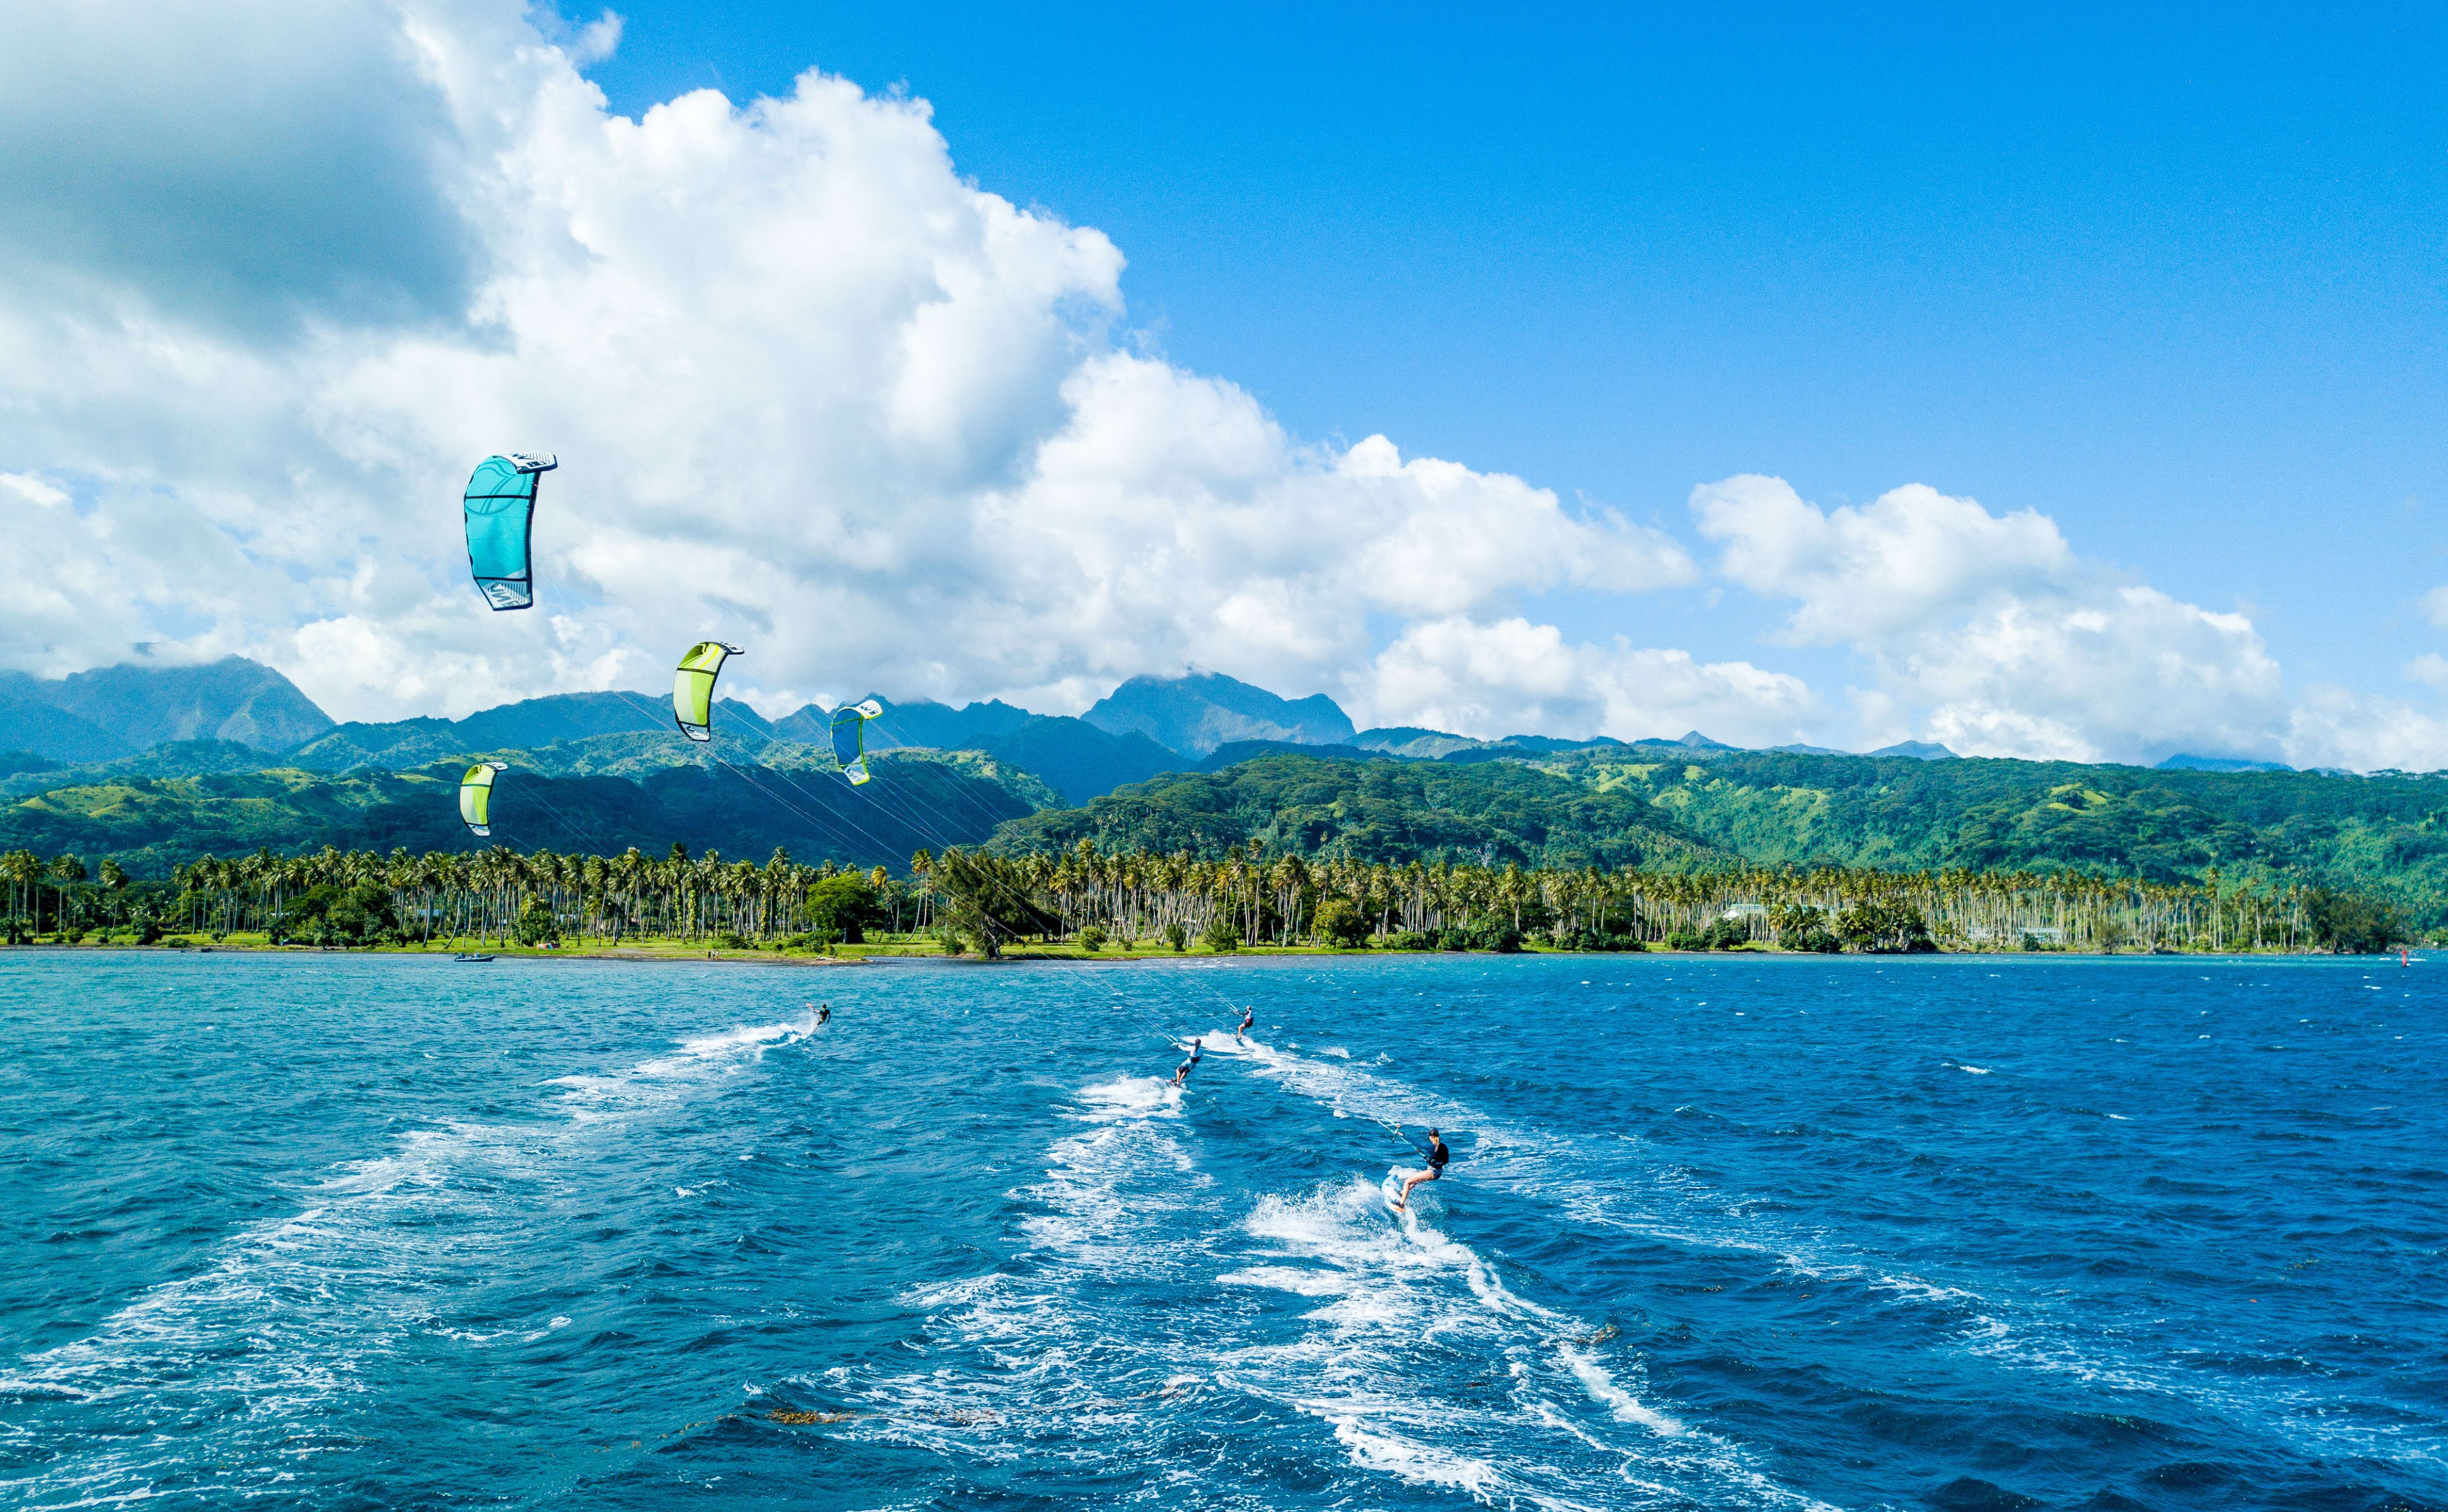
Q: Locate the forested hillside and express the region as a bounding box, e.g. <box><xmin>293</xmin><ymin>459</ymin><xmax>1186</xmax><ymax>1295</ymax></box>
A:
<box><xmin>15</xmin><ymin>651</ymin><xmax>2448</xmax><ymax>931</ymax></box>
<box><xmin>0</xmin><ymin>750</ymin><xmax>1044</xmax><ymax>875</ymax></box>
<box><xmin>1549</xmin><ymin>749</ymin><xmax>2448</xmax><ymax>918</ymax></box>
<box><xmin>991</xmin><ymin>754</ymin><xmax>1723</xmax><ymax>870</ymax></box>
<box><xmin>987</xmin><ymin>748</ymin><xmax>2448</xmax><ymax>926</ymax></box>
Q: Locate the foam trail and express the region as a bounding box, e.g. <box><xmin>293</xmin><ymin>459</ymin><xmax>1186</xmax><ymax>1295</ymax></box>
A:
<box><xmin>1237</xmin><ymin>1028</ymin><xmax>2440</xmax><ymax>1483</ymax></box>
<box><xmin>0</xmin><ymin>1014</ymin><xmax>813</xmax><ymax>1504</ymax></box>
<box><xmin>847</xmin><ymin>1042</ymin><xmax>1831</xmax><ymax>1510</ymax></box>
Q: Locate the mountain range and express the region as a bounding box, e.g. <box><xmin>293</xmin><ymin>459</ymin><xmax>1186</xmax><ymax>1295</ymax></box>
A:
<box><xmin>0</xmin><ymin>655</ymin><xmax>2338</xmax><ymax>791</ymax></box>
<box><xmin>0</xmin><ymin>655</ymin><xmax>2010</xmax><ymax>797</ymax></box>
<box><xmin>18</xmin><ymin>656</ymin><xmax>2406</xmax><ymax>913</ymax></box>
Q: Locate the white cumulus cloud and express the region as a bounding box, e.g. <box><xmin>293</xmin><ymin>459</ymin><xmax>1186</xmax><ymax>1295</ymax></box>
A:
<box><xmin>5</xmin><ymin>0</ymin><xmax>2444</xmax><ymax>773</ymax></box>
<box><xmin>0</xmin><ymin>0</ymin><xmax>1700</xmax><ymax>730</ymax></box>
<box><xmin>1693</xmin><ymin>475</ymin><xmax>2287</xmax><ymax>764</ymax></box>
<box><xmin>1356</xmin><ymin>616</ymin><xmax>1818</xmax><ymax>745</ymax></box>
<box><xmin>2285</xmin><ymin>685</ymin><xmax>2448</xmax><ymax>773</ymax></box>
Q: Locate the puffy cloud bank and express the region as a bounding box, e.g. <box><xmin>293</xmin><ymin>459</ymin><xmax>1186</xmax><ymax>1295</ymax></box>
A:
<box><xmin>0</xmin><ymin>0</ymin><xmax>2438</xmax><ymax>767</ymax></box>
<box><xmin>1693</xmin><ymin>477</ymin><xmax>2288</xmax><ymax>764</ymax></box>
<box><xmin>0</xmin><ymin>0</ymin><xmax>1726</xmax><ymax>732</ymax></box>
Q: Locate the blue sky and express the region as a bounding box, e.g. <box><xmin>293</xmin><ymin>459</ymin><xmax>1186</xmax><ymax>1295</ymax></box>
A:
<box><xmin>585</xmin><ymin>0</ymin><xmax>2448</xmax><ymax>694</ymax></box>
<box><xmin>2</xmin><ymin>0</ymin><xmax>2442</xmax><ymax>766</ymax></box>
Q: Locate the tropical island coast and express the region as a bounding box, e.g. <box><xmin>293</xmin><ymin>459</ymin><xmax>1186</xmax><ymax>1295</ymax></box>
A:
<box><xmin>3</xmin><ymin>662</ymin><xmax>2418</xmax><ymax>959</ymax></box>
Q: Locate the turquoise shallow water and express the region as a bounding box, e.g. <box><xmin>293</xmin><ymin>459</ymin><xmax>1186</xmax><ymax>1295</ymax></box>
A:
<box><xmin>0</xmin><ymin>950</ymin><xmax>2442</xmax><ymax>1509</ymax></box>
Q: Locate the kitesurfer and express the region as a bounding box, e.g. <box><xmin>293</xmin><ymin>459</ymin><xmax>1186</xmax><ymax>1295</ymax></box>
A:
<box><xmin>818</xmin><ymin>1003</ymin><xmax>831</xmax><ymax>1026</ymax></box>
<box><xmin>1236</xmin><ymin>1007</ymin><xmax>1254</xmax><ymax>1042</ymax></box>
<box><xmin>1394</xmin><ymin>1129</ymin><xmax>1450</xmax><ymax>1211</ymax></box>
<box><xmin>1170</xmin><ymin>1038</ymin><xmax>1202</xmax><ymax>1087</ymax></box>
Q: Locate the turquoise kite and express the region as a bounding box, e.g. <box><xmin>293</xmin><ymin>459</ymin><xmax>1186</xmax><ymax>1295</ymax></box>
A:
<box><xmin>673</xmin><ymin>642</ymin><xmax>741</xmax><ymax>743</ymax></box>
<box><xmin>831</xmin><ymin>699</ymin><xmax>883</xmax><ymax>785</ymax></box>
<box><xmin>462</xmin><ymin>453</ymin><xmax>557</xmax><ymax>611</ymax></box>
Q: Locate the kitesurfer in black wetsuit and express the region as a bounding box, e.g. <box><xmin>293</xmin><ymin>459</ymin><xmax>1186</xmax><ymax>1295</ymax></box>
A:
<box><xmin>1395</xmin><ymin>1128</ymin><xmax>1450</xmax><ymax>1210</ymax></box>
<box><xmin>1170</xmin><ymin>1038</ymin><xmax>1202</xmax><ymax>1087</ymax></box>
<box><xmin>817</xmin><ymin>1003</ymin><xmax>830</xmax><ymax>1026</ymax></box>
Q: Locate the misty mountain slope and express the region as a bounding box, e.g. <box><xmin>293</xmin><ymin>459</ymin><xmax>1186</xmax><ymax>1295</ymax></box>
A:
<box><xmin>1</xmin><ymin>658</ymin><xmax>331</xmax><ymax>760</ymax></box>
<box><xmin>1353</xmin><ymin>726</ymin><xmax>1486</xmax><ymax>758</ymax></box>
<box><xmin>289</xmin><ymin>694</ymin><xmax>774</xmax><ymax>772</ymax></box>
<box><xmin>1082</xmin><ymin>671</ymin><xmax>1355</xmax><ymax>755</ymax></box>
<box><xmin>49</xmin><ymin>658</ymin><xmax>330</xmax><ymax>751</ymax></box>
<box><xmin>0</xmin><ymin>678</ymin><xmax>133</xmax><ymax>763</ymax></box>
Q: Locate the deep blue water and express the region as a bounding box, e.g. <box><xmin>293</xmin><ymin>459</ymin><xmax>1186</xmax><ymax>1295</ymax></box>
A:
<box><xmin>1</xmin><ymin>951</ymin><xmax>2442</xmax><ymax>1510</ymax></box>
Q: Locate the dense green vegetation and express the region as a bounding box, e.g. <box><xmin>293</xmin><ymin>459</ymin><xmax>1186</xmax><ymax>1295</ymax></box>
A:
<box><xmin>987</xmin><ymin>750</ymin><xmax>2448</xmax><ymax>929</ymax></box>
<box><xmin>991</xmin><ymin>754</ymin><xmax>1720</xmax><ymax>870</ymax></box>
<box><xmin>10</xmin><ymin>735</ymin><xmax>2448</xmax><ymax>945</ymax></box>
<box><xmin>1544</xmin><ymin>749</ymin><xmax>2448</xmax><ymax>924</ymax></box>
<box><xmin>1</xmin><ymin>823</ymin><xmax>2402</xmax><ymax>956</ymax></box>
<box><xmin>934</xmin><ymin>841</ymin><xmax>2366</xmax><ymax>954</ymax></box>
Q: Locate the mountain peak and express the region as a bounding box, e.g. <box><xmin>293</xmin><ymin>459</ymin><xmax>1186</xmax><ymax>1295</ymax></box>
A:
<box><xmin>2156</xmin><ymin>752</ymin><xmax>2291</xmax><ymax>773</ymax></box>
<box><xmin>1868</xmin><ymin>740</ymin><xmax>1959</xmax><ymax>760</ymax></box>
<box><xmin>1</xmin><ymin>655</ymin><xmax>333</xmax><ymax>762</ymax></box>
<box><xmin>1083</xmin><ymin>670</ymin><xmax>1355</xmax><ymax>756</ymax></box>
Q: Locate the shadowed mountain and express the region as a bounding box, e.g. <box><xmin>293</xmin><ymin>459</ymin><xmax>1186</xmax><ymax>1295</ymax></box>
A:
<box><xmin>289</xmin><ymin>688</ymin><xmax>1171</xmax><ymax>807</ymax></box>
<box><xmin>858</xmin><ymin>697</ymin><xmax>1035</xmax><ymax>749</ymax></box>
<box><xmin>291</xmin><ymin>692</ymin><xmax>775</xmax><ymax>773</ymax></box>
<box><xmin>1198</xmin><ymin>739</ymin><xmax>1394</xmax><ymax>772</ymax></box>
<box><xmin>1869</xmin><ymin>740</ymin><xmax>1959</xmax><ymax>760</ymax></box>
<box><xmin>0</xmin><ymin>679</ymin><xmax>131</xmax><ymax>763</ymax></box>
<box><xmin>1352</xmin><ymin>726</ymin><xmax>1486</xmax><ymax>759</ymax></box>
<box><xmin>2158</xmin><ymin>752</ymin><xmax>2291</xmax><ymax>773</ymax></box>
<box><xmin>857</xmin><ymin>697</ymin><xmax>1182</xmax><ymax>806</ymax></box>
<box><xmin>1083</xmin><ymin>671</ymin><xmax>1355</xmax><ymax>756</ymax></box>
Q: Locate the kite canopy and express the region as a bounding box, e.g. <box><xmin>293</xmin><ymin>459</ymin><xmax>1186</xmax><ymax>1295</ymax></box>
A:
<box><xmin>462</xmin><ymin>453</ymin><xmax>557</xmax><ymax>611</ymax></box>
<box><xmin>673</xmin><ymin>642</ymin><xmax>741</xmax><ymax>742</ymax></box>
<box><xmin>458</xmin><ymin>760</ymin><xmax>509</xmax><ymax>836</ymax></box>
<box><xmin>831</xmin><ymin>698</ymin><xmax>884</xmax><ymax>785</ymax></box>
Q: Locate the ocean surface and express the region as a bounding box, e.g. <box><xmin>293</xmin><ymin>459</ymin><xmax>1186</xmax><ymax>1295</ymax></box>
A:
<box><xmin>0</xmin><ymin>950</ymin><xmax>2441</xmax><ymax>1511</ymax></box>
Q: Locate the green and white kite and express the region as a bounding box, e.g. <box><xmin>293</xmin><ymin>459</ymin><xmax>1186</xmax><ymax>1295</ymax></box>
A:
<box><xmin>458</xmin><ymin>760</ymin><xmax>509</xmax><ymax>836</ymax></box>
<box><xmin>673</xmin><ymin>642</ymin><xmax>742</xmax><ymax>743</ymax></box>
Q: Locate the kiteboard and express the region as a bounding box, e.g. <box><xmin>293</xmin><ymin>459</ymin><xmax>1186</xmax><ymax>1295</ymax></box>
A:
<box><xmin>1382</xmin><ymin>1170</ymin><xmax>1411</xmax><ymax>1211</ymax></box>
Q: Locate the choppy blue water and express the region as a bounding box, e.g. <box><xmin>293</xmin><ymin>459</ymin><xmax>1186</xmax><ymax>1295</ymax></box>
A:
<box><xmin>1</xmin><ymin>952</ymin><xmax>2442</xmax><ymax>1510</ymax></box>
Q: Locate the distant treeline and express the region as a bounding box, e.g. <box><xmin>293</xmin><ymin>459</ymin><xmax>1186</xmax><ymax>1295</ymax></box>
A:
<box><xmin>928</xmin><ymin>841</ymin><xmax>2405</xmax><ymax>956</ymax></box>
<box><xmin>19</xmin><ymin>745</ymin><xmax>2448</xmax><ymax>938</ymax></box>
<box><xmin>0</xmin><ymin>840</ymin><xmax>2407</xmax><ymax>954</ymax></box>
<box><xmin>1003</xmin><ymin>750</ymin><xmax>2448</xmax><ymax>929</ymax></box>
